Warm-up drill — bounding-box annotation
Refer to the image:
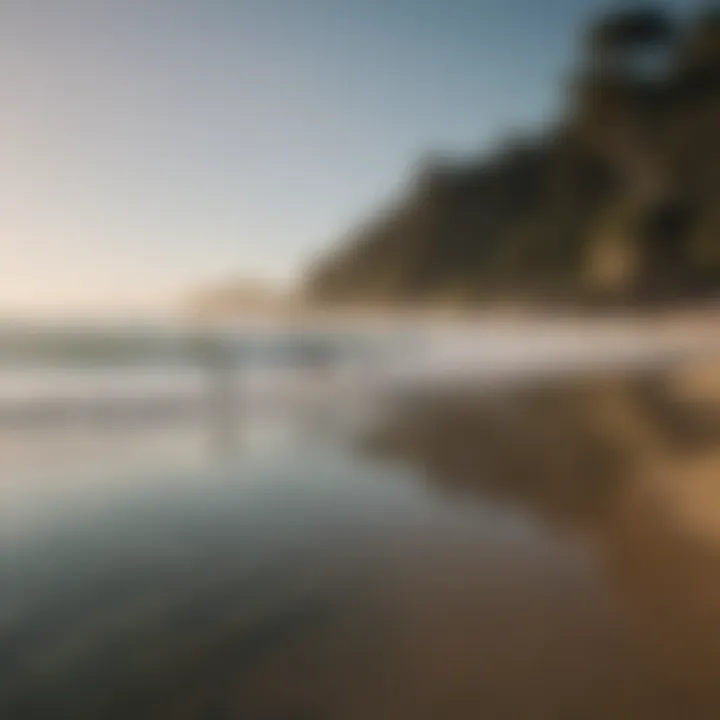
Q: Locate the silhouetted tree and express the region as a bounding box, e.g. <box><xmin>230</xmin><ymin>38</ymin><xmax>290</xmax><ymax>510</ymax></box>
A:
<box><xmin>585</xmin><ymin>8</ymin><xmax>677</xmax><ymax>79</ymax></box>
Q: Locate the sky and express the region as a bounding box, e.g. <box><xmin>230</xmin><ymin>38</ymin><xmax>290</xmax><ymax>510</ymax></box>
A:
<box><xmin>0</xmin><ymin>0</ymin><xmax>708</xmax><ymax>317</ymax></box>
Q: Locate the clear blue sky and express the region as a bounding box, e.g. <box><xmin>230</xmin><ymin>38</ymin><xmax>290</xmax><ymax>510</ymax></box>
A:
<box><xmin>0</xmin><ymin>0</ymin><xmax>705</xmax><ymax>315</ymax></box>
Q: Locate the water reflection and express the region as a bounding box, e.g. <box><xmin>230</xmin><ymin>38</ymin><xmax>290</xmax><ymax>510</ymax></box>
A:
<box><xmin>4</xmin><ymin>365</ymin><xmax>720</xmax><ymax>717</ymax></box>
<box><xmin>372</xmin><ymin>364</ymin><xmax>720</xmax><ymax>717</ymax></box>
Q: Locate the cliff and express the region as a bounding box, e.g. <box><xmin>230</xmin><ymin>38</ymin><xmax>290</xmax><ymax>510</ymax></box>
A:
<box><xmin>305</xmin><ymin>8</ymin><xmax>720</xmax><ymax>307</ymax></box>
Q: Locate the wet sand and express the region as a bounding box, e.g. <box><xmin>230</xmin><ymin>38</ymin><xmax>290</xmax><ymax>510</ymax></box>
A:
<box><xmin>4</xmin><ymin>361</ymin><xmax>720</xmax><ymax>718</ymax></box>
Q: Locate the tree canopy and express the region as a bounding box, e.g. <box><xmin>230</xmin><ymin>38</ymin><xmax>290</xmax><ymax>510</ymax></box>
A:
<box><xmin>586</xmin><ymin>9</ymin><xmax>677</xmax><ymax>59</ymax></box>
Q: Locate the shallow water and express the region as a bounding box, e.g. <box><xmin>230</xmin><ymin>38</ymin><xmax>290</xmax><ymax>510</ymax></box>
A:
<box><xmin>5</xmin><ymin>362</ymin><xmax>720</xmax><ymax>718</ymax></box>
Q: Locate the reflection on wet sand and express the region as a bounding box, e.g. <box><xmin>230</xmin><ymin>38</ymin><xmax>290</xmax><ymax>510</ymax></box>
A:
<box><xmin>371</xmin><ymin>363</ymin><xmax>720</xmax><ymax>717</ymax></box>
<box><xmin>5</xmin><ymin>364</ymin><xmax>720</xmax><ymax>718</ymax></box>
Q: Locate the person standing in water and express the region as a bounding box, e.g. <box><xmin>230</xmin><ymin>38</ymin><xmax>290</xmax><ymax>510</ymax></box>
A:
<box><xmin>192</xmin><ymin>331</ymin><xmax>240</xmax><ymax>461</ymax></box>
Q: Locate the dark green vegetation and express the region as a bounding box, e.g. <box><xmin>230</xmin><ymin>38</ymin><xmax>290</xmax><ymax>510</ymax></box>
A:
<box><xmin>306</xmin><ymin>8</ymin><xmax>720</xmax><ymax>307</ymax></box>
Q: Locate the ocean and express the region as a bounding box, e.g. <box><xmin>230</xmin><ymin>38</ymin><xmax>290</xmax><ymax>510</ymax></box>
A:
<box><xmin>3</xmin><ymin>319</ymin><xmax>720</xmax><ymax>718</ymax></box>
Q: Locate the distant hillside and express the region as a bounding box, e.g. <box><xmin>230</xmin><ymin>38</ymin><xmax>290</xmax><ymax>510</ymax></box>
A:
<box><xmin>305</xmin><ymin>8</ymin><xmax>720</xmax><ymax>307</ymax></box>
<box><xmin>185</xmin><ymin>279</ymin><xmax>290</xmax><ymax>320</ymax></box>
